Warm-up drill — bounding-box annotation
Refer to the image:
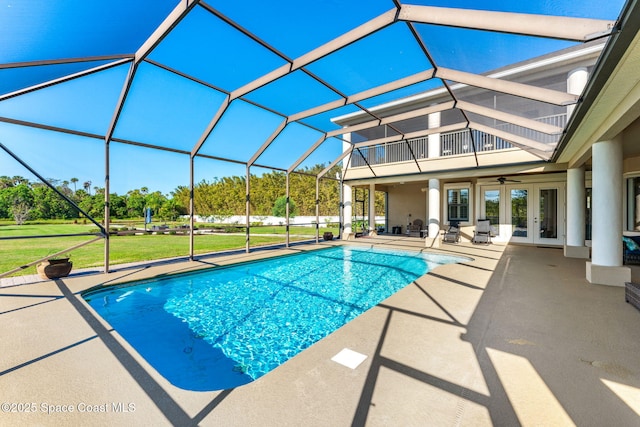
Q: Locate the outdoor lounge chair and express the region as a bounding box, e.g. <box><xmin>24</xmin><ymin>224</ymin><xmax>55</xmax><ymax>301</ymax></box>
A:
<box><xmin>406</xmin><ymin>219</ymin><xmax>424</xmax><ymax>237</ymax></box>
<box><xmin>442</xmin><ymin>220</ymin><xmax>460</xmax><ymax>243</ymax></box>
<box><xmin>472</xmin><ymin>219</ymin><xmax>492</xmax><ymax>244</ymax></box>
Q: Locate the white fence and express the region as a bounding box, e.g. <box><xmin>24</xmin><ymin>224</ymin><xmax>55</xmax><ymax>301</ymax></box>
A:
<box><xmin>188</xmin><ymin>215</ymin><xmax>340</xmax><ymax>227</ymax></box>
<box><xmin>188</xmin><ymin>215</ymin><xmax>388</xmax><ymax>228</ymax></box>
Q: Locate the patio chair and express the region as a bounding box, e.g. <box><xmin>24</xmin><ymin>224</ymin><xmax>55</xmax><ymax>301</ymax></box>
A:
<box><xmin>442</xmin><ymin>220</ymin><xmax>460</xmax><ymax>243</ymax></box>
<box><xmin>406</xmin><ymin>219</ymin><xmax>424</xmax><ymax>237</ymax></box>
<box><xmin>472</xmin><ymin>219</ymin><xmax>492</xmax><ymax>244</ymax></box>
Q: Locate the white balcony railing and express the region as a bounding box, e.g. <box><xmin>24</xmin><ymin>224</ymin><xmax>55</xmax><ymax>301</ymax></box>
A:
<box><xmin>350</xmin><ymin>113</ymin><xmax>566</xmax><ymax>167</ymax></box>
<box><xmin>352</xmin><ymin>137</ymin><xmax>428</xmax><ymax>166</ymax></box>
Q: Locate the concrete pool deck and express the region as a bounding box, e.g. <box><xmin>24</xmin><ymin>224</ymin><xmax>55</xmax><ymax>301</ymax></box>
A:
<box><xmin>2</xmin><ymin>237</ymin><xmax>640</xmax><ymax>426</ymax></box>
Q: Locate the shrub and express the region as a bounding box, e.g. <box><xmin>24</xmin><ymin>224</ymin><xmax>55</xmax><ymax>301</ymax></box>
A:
<box><xmin>272</xmin><ymin>196</ymin><xmax>298</xmax><ymax>217</ymax></box>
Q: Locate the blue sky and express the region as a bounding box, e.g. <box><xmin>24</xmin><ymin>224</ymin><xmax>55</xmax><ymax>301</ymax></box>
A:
<box><xmin>0</xmin><ymin>0</ymin><xmax>626</xmax><ymax>195</ymax></box>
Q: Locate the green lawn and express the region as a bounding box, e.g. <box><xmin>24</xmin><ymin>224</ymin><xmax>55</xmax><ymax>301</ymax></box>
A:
<box><xmin>0</xmin><ymin>223</ymin><xmax>98</xmax><ymax>236</ymax></box>
<box><xmin>0</xmin><ymin>222</ymin><xmax>339</xmax><ymax>277</ymax></box>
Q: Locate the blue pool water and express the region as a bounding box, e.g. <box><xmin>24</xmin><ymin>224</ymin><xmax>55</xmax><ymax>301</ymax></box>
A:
<box><xmin>83</xmin><ymin>246</ymin><xmax>469</xmax><ymax>391</ymax></box>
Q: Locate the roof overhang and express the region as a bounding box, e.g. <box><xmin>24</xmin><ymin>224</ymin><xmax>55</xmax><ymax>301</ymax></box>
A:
<box><xmin>554</xmin><ymin>0</ymin><xmax>640</xmax><ymax>166</ymax></box>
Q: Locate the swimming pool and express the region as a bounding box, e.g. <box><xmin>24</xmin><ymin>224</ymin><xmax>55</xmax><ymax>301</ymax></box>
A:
<box><xmin>83</xmin><ymin>245</ymin><xmax>469</xmax><ymax>391</ymax></box>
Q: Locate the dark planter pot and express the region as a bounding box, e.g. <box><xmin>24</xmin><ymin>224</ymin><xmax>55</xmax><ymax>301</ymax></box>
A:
<box><xmin>37</xmin><ymin>258</ymin><xmax>73</xmax><ymax>279</ymax></box>
<box><xmin>323</xmin><ymin>232</ymin><xmax>334</xmax><ymax>241</ymax></box>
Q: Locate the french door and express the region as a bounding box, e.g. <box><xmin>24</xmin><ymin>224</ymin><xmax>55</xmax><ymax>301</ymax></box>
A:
<box><xmin>507</xmin><ymin>183</ymin><xmax>564</xmax><ymax>245</ymax></box>
<box><xmin>480</xmin><ymin>186</ymin><xmax>502</xmax><ymax>238</ymax></box>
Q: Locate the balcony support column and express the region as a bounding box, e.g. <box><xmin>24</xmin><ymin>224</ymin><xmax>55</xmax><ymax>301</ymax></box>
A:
<box><xmin>565</xmin><ymin>166</ymin><xmax>589</xmax><ymax>258</ymax></box>
<box><xmin>342</xmin><ymin>136</ymin><xmax>353</xmax><ymax>239</ymax></box>
<box><xmin>369</xmin><ymin>183</ymin><xmax>377</xmax><ymax>235</ymax></box>
<box><xmin>587</xmin><ymin>136</ymin><xmax>629</xmax><ymax>286</ymax></box>
<box><xmin>426</xmin><ymin>178</ymin><xmax>441</xmax><ymax>247</ymax></box>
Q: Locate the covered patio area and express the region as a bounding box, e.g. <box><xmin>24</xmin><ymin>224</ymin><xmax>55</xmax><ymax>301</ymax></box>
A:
<box><xmin>2</xmin><ymin>239</ymin><xmax>639</xmax><ymax>426</ymax></box>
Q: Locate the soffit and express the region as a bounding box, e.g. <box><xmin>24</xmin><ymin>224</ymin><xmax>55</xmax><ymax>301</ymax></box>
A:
<box><xmin>558</xmin><ymin>2</ymin><xmax>640</xmax><ymax>165</ymax></box>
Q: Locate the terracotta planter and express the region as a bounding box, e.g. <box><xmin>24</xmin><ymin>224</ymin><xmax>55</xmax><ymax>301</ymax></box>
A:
<box><xmin>37</xmin><ymin>258</ymin><xmax>73</xmax><ymax>279</ymax></box>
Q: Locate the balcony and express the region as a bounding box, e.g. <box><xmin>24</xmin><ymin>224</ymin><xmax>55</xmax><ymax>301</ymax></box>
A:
<box><xmin>351</xmin><ymin>113</ymin><xmax>566</xmax><ymax>167</ymax></box>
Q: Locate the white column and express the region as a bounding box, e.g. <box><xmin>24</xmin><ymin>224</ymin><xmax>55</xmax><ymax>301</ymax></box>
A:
<box><xmin>369</xmin><ymin>182</ymin><xmax>377</xmax><ymax>235</ymax></box>
<box><xmin>343</xmin><ymin>182</ymin><xmax>353</xmax><ymax>238</ymax></box>
<box><xmin>342</xmin><ymin>136</ymin><xmax>353</xmax><ymax>239</ymax></box>
<box><xmin>567</xmin><ymin>67</ymin><xmax>588</xmax><ymax>119</ymax></box>
<box><xmin>565</xmin><ymin>68</ymin><xmax>588</xmax><ymax>263</ymax></box>
<box><xmin>427</xmin><ymin>178</ymin><xmax>440</xmax><ymax>247</ymax></box>
<box><xmin>592</xmin><ymin>139</ymin><xmax>622</xmax><ymax>265</ymax></box>
<box><xmin>587</xmin><ymin>136</ymin><xmax>630</xmax><ymax>286</ymax></box>
<box><xmin>428</xmin><ymin>111</ymin><xmax>441</xmax><ymax>158</ymax></box>
<box><xmin>426</xmin><ymin>111</ymin><xmax>441</xmax><ymax>247</ymax></box>
<box><xmin>564</xmin><ymin>166</ymin><xmax>589</xmax><ymax>258</ymax></box>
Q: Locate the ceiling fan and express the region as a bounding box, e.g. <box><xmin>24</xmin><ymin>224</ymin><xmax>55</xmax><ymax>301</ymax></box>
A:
<box><xmin>497</xmin><ymin>176</ymin><xmax>521</xmax><ymax>184</ymax></box>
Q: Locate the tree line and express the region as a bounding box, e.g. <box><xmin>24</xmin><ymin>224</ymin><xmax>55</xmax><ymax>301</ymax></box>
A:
<box><xmin>0</xmin><ymin>175</ymin><xmax>184</xmax><ymax>224</ymax></box>
<box><xmin>0</xmin><ymin>164</ymin><xmax>384</xmax><ymax>224</ymax></box>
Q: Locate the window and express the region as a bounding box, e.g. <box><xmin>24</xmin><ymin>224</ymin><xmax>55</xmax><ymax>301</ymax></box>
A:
<box><xmin>586</xmin><ymin>187</ymin><xmax>592</xmax><ymax>240</ymax></box>
<box><xmin>626</xmin><ymin>177</ymin><xmax>640</xmax><ymax>231</ymax></box>
<box><xmin>447</xmin><ymin>188</ymin><xmax>469</xmax><ymax>222</ymax></box>
<box><xmin>484</xmin><ymin>189</ymin><xmax>500</xmax><ymax>225</ymax></box>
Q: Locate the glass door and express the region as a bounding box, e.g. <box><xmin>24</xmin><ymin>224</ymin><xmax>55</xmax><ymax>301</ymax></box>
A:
<box><xmin>506</xmin><ymin>183</ymin><xmax>564</xmax><ymax>245</ymax></box>
<box><xmin>509</xmin><ymin>186</ymin><xmax>531</xmax><ymax>243</ymax></box>
<box><xmin>534</xmin><ymin>184</ymin><xmax>564</xmax><ymax>245</ymax></box>
<box><xmin>481</xmin><ymin>186</ymin><xmax>501</xmax><ymax>238</ymax></box>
